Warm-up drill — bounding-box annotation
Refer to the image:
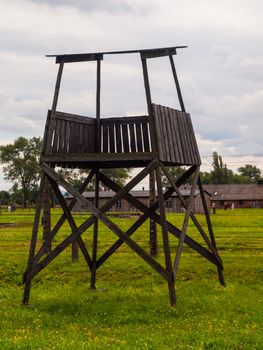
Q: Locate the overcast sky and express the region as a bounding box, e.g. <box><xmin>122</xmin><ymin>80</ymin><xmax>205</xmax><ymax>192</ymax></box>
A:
<box><xmin>1</xmin><ymin>0</ymin><xmax>263</xmax><ymax>189</ymax></box>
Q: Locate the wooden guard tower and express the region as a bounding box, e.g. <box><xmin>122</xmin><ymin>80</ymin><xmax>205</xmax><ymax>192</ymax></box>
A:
<box><xmin>23</xmin><ymin>46</ymin><xmax>225</xmax><ymax>306</ymax></box>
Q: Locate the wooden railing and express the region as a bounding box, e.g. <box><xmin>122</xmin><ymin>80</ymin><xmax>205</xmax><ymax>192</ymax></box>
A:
<box><xmin>50</xmin><ymin>111</ymin><xmax>151</xmax><ymax>155</ymax></box>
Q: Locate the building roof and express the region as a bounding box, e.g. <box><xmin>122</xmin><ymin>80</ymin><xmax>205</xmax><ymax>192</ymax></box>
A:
<box><xmin>65</xmin><ymin>188</ymin><xmax>202</xmax><ymax>199</ymax></box>
<box><xmin>204</xmin><ymin>184</ymin><xmax>263</xmax><ymax>201</ymax></box>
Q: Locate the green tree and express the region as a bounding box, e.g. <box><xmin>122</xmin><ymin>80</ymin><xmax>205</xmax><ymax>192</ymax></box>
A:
<box><xmin>162</xmin><ymin>166</ymin><xmax>188</xmax><ymax>187</ymax></box>
<box><xmin>0</xmin><ymin>190</ymin><xmax>10</xmax><ymax>205</ymax></box>
<box><xmin>237</xmin><ymin>164</ymin><xmax>261</xmax><ymax>183</ymax></box>
<box><xmin>0</xmin><ymin>137</ymin><xmax>42</xmax><ymax>207</ymax></box>
<box><xmin>210</xmin><ymin>151</ymin><xmax>234</xmax><ymax>184</ymax></box>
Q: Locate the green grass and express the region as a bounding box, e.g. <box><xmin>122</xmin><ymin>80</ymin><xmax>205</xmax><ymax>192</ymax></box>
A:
<box><xmin>0</xmin><ymin>208</ymin><xmax>263</xmax><ymax>349</ymax></box>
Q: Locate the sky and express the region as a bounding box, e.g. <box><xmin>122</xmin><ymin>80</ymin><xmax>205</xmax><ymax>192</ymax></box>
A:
<box><xmin>0</xmin><ymin>0</ymin><xmax>263</xmax><ymax>190</ymax></box>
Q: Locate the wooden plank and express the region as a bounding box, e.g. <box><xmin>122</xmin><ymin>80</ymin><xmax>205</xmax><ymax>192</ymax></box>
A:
<box><xmin>167</xmin><ymin>108</ymin><xmax>180</xmax><ymax>163</ymax></box>
<box><xmin>173</xmin><ymin>110</ymin><xmax>185</xmax><ymax>164</ymax></box>
<box><xmin>129</xmin><ymin>124</ymin><xmax>136</xmax><ymax>152</ymax></box>
<box><xmin>115</xmin><ymin>124</ymin><xmax>122</xmax><ymax>153</ymax></box>
<box><xmin>102</xmin><ymin>124</ymin><xmax>108</xmax><ymax>153</ymax></box>
<box><xmin>109</xmin><ymin>124</ymin><xmax>115</xmax><ymax>153</ymax></box>
<box><xmin>55</xmin><ymin>111</ymin><xmax>95</xmax><ymax>124</ymax></box>
<box><xmin>142</xmin><ymin>122</ymin><xmax>150</xmax><ymax>152</ymax></box>
<box><xmin>122</xmin><ymin>124</ymin><xmax>129</xmax><ymax>153</ymax></box>
<box><xmin>87</xmin><ymin>124</ymin><xmax>95</xmax><ymax>153</ymax></box>
<box><xmin>180</xmin><ymin>111</ymin><xmax>192</xmax><ymax>164</ymax></box>
<box><xmin>52</xmin><ymin>119</ymin><xmax>60</xmax><ymax>154</ymax></box>
<box><xmin>186</xmin><ymin>114</ymin><xmax>201</xmax><ymax>165</ymax></box>
<box><xmin>135</xmin><ymin>123</ymin><xmax>143</xmax><ymax>152</ymax></box>
<box><xmin>43</xmin><ymin>152</ymin><xmax>156</xmax><ymax>163</ymax></box>
<box><xmin>55</xmin><ymin>53</ymin><xmax>103</xmax><ymax>64</ymax></box>
<box><xmin>100</xmin><ymin>115</ymin><xmax>148</xmax><ymax>125</ymax></box>
<box><xmin>141</xmin><ymin>47</ymin><xmax>177</xmax><ymax>59</ymax></box>
<box><xmin>160</xmin><ymin>105</ymin><xmax>172</xmax><ymax>162</ymax></box>
<box><xmin>58</xmin><ymin>119</ymin><xmax>66</xmax><ymax>153</ymax></box>
<box><xmin>176</xmin><ymin>110</ymin><xmax>190</xmax><ymax>164</ymax></box>
<box><xmin>153</xmin><ymin>104</ymin><xmax>165</xmax><ymax>161</ymax></box>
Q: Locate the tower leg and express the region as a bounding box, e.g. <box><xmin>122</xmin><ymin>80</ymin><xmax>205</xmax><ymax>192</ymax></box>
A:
<box><xmin>149</xmin><ymin>171</ymin><xmax>158</xmax><ymax>255</ymax></box>
<box><xmin>42</xmin><ymin>176</ymin><xmax>51</xmax><ymax>254</ymax></box>
<box><xmin>23</xmin><ymin>176</ymin><xmax>45</xmax><ymax>304</ymax></box>
<box><xmin>155</xmin><ymin>166</ymin><xmax>176</xmax><ymax>306</ymax></box>
<box><xmin>90</xmin><ymin>171</ymin><xmax>99</xmax><ymax>289</ymax></box>
<box><xmin>198</xmin><ymin>177</ymin><xmax>225</xmax><ymax>286</ymax></box>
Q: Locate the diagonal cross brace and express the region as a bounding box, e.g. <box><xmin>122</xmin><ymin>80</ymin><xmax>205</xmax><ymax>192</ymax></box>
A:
<box><xmin>25</xmin><ymin>160</ymin><xmax>173</xmax><ymax>283</ymax></box>
<box><xmin>98</xmin><ymin>167</ymin><xmax>222</xmax><ymax>269</ymax></box>
<box><xmin>161</xmin><ymin>164</ymin><xmax>222</xmax><ymax>267</ymax></box>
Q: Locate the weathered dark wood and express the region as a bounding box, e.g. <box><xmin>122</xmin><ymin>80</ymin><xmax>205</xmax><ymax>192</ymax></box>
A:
<box><xmin>152</xmin><ymin>104</ymin><xmax>201</xmax><ymax>166</ymax></box>
<box><xmin>122</xmin><ymin>124</ymin><xmax>129</xmax><ymax>152</ymax></box>
<box><xmin>42</xmin><ymin>176</ymin><xmax>51</xmax><ymax>254</ymax></box>
<box><xmin>129</xmin><ymin>124</ymin><xmax>136</xmax><ymax>152</ymax></box>
<box><xmin>161</xmin><ymin>164</ymin><xmax>223</xmax><ymax>268</ymax></box>
<box><xmin>97</xmin><ymin>167</ymin><xmax>220</xmax><ymax>268</ymax></box>
<box><xmin>45</xmin><ymin>62</ymin><xmax>64</xmax><ymax>155</ymax></box>
<box><xmin>155</xmin><ymin>166</ymin><xmax>176</xmax><ymax>305</ymax></box>
<box><xmin>30</xmin><ymin>170</ymin><xmax>95</xmax><ymax>267</ymax></box>
<box><xmin>25</xmin><ymin>46</ymin><xmax>224</xmax><ymax>307</ymax></box>
<box><xmin>198</xmin><ymin>176</ymin><xmax>225</xmax><ymax>286</ymax></box>
<box><xmin>169</xmin><ymin>55</ymin><xmax>185</xmax><ymax>112</ymax></box>
<box><xmin>23</xmin><ymin>176</ymin><xmax>45</xmax><ymax>304</ymax></box>
<box><xmin>149</xmin><ymin>171</ymin><xmax>157</xmax><ymax>256</ymax></box>
<box><xmin>48</xmin><ymin>175</ymin><xmax>92</xmax><ymax>266</ymax></box>
<box><xmin>90</xmin><ymin>171</ymin><xmax>99</xmax><ymax>289</ymax></box>
<box><xmin>24</xmin><ymin>161</ymin><xmax>159</xmax><ymax>282</ymax></box>
<box><xmin>173</xmin><ymin>167</ymin><xmax>199</xmax><ymax>278</ymax></box>
<box><xmin>47</xmin><ymin>46</ymin><xmax>187</xmax><ymax>63</ymax></box>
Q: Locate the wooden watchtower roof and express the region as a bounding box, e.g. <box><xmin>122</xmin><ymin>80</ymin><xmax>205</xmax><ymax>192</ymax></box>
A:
<box><xmin>42</xmin><ymin>46</ymin><xmax>201</xmax><ymax>169</ymax></box>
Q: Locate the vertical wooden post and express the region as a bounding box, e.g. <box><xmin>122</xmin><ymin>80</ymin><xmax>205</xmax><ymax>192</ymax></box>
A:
<box><xmin>42</xmin><ymin>176</ymin><xmax>51</xmax><ymax>254</ymax></box>
<box><xmin>155</xmin><ymin>165</ymin><xmax>176</xmax><ymax>306</ymax></box>
<box><xmin>90</xmin><ymin>59</ymin><xmax>102</xmax><ymax>289</ymax></box>
<box><xmin>141</xmin><ymin>56</ymin><xmax>158</xmax><ymax>255</ymax></box>
<box><xmin>23</xmin><ymin>176</ymin><xmax>45</xmax><ymax>304</ymax></box>
<box><xmin>169</xmin><ymin>55</ymin><xmax>185</xmax><ymax>112</ymax></box>
<box><xmin>149</xmin><ymin>171</ymin><xmax>158</xmax><ymax>255</ymax></box>
<box><xmin>198</xmin><ymin>176</ymin><xmax>225</xmax><ymax>286</ymax></box>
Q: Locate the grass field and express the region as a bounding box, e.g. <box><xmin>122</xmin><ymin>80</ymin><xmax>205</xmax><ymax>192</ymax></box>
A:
<box><xmin>0</xmin><ymin>208</ymin><xmax>263</xmax><ymax>349</ymax></box>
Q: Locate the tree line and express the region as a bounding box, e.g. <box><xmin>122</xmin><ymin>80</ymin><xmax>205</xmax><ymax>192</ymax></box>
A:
<box><xmin>0</xmin><ymin>137</ymin><xmax>262</xmax><ymax>206</ymax></box>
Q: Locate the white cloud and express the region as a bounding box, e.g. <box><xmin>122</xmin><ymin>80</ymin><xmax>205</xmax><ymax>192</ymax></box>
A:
<box><xmin>0</xmin><ymin>0</ymin><xmax>262</xmax><ymax>186</ymax></box>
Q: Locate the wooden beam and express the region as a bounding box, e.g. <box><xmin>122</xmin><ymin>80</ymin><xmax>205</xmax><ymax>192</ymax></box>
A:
<box><xmin>98</xmin><ymin>168</ymin><xmax>219</xmax><ymax>267</ymax></box>
<box><xmin>22</xmin><ymin>175</ymin><xmax>45</xmax><ymax>304</ymax></box>
<box><xmin>47</xmin><ymin>175</ymin><xmax>92</xmax><ymax>268</ymax></box>
<box><xmin>161</xmin><ymin>164</ymin><xmax>223</xmax><ymax>267</ymax></box>
<box><xmin>173</xmin><ymin>167</ymin><xmax>199</xmax><ymax>278</ymax></box>
<box><xmin>31</xmin><ymin>170</ymin><xmax>95</xmax><ymax>265</ymax></box>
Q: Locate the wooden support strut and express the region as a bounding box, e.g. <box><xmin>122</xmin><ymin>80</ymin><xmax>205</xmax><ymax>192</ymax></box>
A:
<box><xmin>160</xmin><ymin>164</ymin><xmax>223</xmax><ymax>267</ymax></box>
<box><xmin>97</xmin><ymin>167</ymin><xmax>221</xmax><ymax>269</ymax></box>
<box><xmin>29</xmin><ymin>170</ymin><xmax>95</xmax><ymax>267</ymax></box>
<box><xmin>24</xmin><ymin>160</ymin><xmax>159</xmax><ymax>283</ymax></box>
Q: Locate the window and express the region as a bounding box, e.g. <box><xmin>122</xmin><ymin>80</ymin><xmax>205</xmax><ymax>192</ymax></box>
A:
<box><xmin>165</xmin><ymin>199</ymin><xmax>173</xmax><ymax>208</ymax></box>
<box><xmin>116</xmin><ymin>200</ymin><xmax>122</xmax><ymax>208</ymax></box>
